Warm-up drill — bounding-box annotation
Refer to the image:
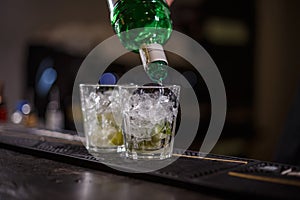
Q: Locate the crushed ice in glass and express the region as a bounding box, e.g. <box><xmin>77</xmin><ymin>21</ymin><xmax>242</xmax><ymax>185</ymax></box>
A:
<box><xmin>123</xmin><ymin>91</ymin><xmax>176</xmax><ymax>138</ymax></box>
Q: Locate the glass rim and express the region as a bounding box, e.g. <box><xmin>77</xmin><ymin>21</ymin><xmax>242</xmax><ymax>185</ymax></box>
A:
<box><xmin>79</xmin><ymin>83</ymin><xmax>181</xmax><ymax>89</ymax></box>
<box><xmin>79</xmin><ymin>83</ymin><xmax>118</xmax><ymax>88</ymax></box>
<box><xmin>118</xmin><ymin>84</ymin><xmax>181</xmax><ymax>89</ymax></box>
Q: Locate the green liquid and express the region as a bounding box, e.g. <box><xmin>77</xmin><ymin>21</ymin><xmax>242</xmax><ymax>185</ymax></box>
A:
<box><xmin>147</xmin><ymin>60</ymin><xmax>168</xmax><ymax>84</ymax></box>
<box><xmin>110</xmin><ymin>0</ymin><xmax>172</xmax><ymax>83</ymax></box>
<box><xmin>111</xmin><ymin>0</ymin><xmax>172</xmax><ymax>51</ymax></box>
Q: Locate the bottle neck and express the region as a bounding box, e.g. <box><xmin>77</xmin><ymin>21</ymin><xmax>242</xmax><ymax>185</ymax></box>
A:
<box><xmin>139</xmin><ymin>43</ymin><xmax>168</xmax><ymax>83</ymax></box>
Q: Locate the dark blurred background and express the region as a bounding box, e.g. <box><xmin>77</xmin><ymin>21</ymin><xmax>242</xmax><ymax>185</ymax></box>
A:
<box><xmin>0</xmin><ymin>0</ymin><xmax>300</xmax><ymax>162</ymax></box>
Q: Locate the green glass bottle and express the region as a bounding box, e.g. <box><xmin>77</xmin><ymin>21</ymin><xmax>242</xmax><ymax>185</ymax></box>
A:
<box><xmin>107</xmin><ymin>0</ymin><xmax>172</xmax><ymax>83</ymax></box>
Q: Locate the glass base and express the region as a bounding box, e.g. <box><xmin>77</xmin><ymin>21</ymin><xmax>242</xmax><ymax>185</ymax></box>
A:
<box><xmin>87</xmin><ymin>145</ymin><xmax>125</xmax><ymax>154</ymax></box>
<box><xmin>125</xmin><ymin>149</ymin><xmax>172</xmax><ymax>160</ymax></box>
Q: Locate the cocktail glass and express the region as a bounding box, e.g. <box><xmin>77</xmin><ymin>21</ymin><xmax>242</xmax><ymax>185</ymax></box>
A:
<box><xmin>119</xmin><ymin>84</ymin><xmax>180</xmax><ymax>160</ymax></box>
<box><xmin>79</xmin><ymin>84</ymin><xmax>123</xmax><ymax>153</ymax></box>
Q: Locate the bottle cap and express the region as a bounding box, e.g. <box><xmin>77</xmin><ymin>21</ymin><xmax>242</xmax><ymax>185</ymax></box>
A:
<box><xmin>139</xmin><ymin>44</ymin><xmax>168</xmax><ymax>72</ymax></box>
<box><xmin>99</xmin><ymin>73</ymin><xmax>118</xmax><ymax>85</ymax></box>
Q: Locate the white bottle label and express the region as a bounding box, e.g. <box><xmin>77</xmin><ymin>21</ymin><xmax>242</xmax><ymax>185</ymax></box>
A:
<box><xmin>139</xmin><ymin>44</ymin><xmax>168</xmax><ymax>71</ymax></box>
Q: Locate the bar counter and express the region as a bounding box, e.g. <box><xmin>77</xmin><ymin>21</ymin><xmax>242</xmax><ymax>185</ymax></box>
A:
<box><xmin>0</xmin><ymin>125</ymin><xmax>299</xmax><ymax>200</ymax></box>
<box><xmin>0</xmin><ymin>148</ymin><xmax>217</xmax><ymax>200</ymax></box>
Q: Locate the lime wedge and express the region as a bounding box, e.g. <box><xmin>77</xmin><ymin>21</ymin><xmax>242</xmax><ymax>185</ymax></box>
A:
<box><xmin>164</xmin><ymin>122</ymin><xmax>172</xmax><ymax>135</ymax></box>
<box><xmin>151</xmin><ymin>122</ymin><xmax>172</xmax><ymax>136</ymax></box>
<box><xmin>109</xmin><ymin>130</ymin><xmax>124</xmax><ymax>145</ymax></box>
